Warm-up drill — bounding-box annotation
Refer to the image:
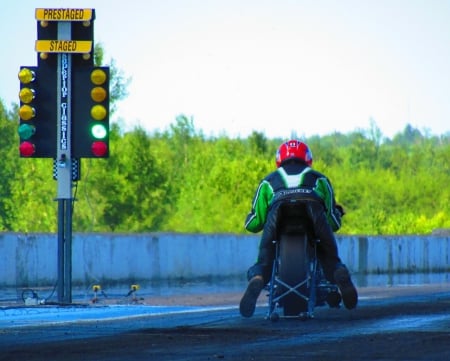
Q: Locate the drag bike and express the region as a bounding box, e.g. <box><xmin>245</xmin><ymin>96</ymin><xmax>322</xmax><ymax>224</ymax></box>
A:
<box><xmin>266</xmin><ymin>199</ymin><xmax>342</xmax><ymax>321</ymax></box>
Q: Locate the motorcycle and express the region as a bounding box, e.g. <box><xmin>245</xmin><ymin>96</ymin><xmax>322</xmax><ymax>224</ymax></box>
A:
<box><xmin>266</xmin><ymin>199</ymin><xmax>342</xmax><ymax>321</ymax></box>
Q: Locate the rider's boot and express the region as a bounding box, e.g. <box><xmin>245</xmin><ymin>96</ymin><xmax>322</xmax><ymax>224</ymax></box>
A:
<box><xmin>239</xmin><ymin>275</ymin><xmax>264</xmax><ymax>317</ymax></box>
<box><xmin>334</xmin><ymin>267</ymin><xmax>358</xmax><ymax>309</ymax></box>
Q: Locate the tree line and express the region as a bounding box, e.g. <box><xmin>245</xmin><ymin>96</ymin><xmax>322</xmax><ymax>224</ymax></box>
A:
<box><xmin>2</xmin><ymin>45</ymin><xmax>449</xmax><ymax>235</ymax></box>
<box><xmin>1</xmin><ymin>100</ymin><xmax>449</xmax><ymax>235</ymax></box>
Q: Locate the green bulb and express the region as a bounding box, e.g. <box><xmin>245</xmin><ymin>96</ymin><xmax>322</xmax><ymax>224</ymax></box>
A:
<box><xmin>18</xmin><ymin>123</ymin><xmax>36</xmax><ymax>140</ymax></box>
<box><xmin>91</xmin><ymin>124</ymin><xmax>107</xmax><ymax>139</ymax></box>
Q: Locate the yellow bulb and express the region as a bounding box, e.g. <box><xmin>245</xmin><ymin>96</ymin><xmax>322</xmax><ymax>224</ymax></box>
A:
<box><xmin>90</xmin><ymin>69</ymin><xmax>107</xmax><ymax>85</ymax></box>
<box><xmin>91</xmin><ymin>105</ymin><xmax>107</xmax><ymax>120</ymax></box>
<box><xmin>83</xmin><ymin>20</ymin><xmax>91</xmax><ymax>27</ymax></box>
<box><xmin>18</xmin><ymin>68</ymin><xmax>35</xmax><ymax>84</ymax></box>
<box><xmin>40</xmin><ymin>52</ymin><xmax>48</xmax><ymax>60</ymax></box>
<box><xmin>82</xmin><ymin>53</ymin><xmax>91</xmax><ymax>60</ymax></box>
<box><xmin>19</xmin><ymin>88</ymin><xmax>35</xmax><ymax>104</ymax></box>
<box><xmin>91</xmin><ymin>87</ymin><xmax>107</xmax><ymax>102</ymax></box>
<box><xmin>40</xmin><ymin>20</ymin><xmax>48</xmax><ymax>28</ymax></box>
<box><xmin>19</xmin><ymin>105</ymin><xmax>35</xmax><ymax>121</ymax></box>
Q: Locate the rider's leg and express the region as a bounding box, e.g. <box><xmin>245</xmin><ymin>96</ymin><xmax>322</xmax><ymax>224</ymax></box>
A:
<box><xmin>308</xmin><ymin>202</ymin><xmax>358</xmax><ymax>309</ymax></box>
<box><xmin>240</xmin><ymin>209</ymin><xmax>277</xmax><ymax>317</ymax></box>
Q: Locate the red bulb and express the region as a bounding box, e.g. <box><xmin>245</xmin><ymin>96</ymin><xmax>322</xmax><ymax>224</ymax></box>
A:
<box><xmin>91</xmin><ymin>141</ymin><xmax>108</xmax><ymax>157</ymax></box>
<box><xmin>19</xmin><ymin>141</ymin><xmax>35</xmax><ymax>157</ymax></box>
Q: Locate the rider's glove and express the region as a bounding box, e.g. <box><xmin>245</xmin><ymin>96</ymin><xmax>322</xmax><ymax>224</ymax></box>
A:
<box><xmin>336</xmin><ymin>204</ymin><xmax>346</xmax><ymax>217</ymax></box>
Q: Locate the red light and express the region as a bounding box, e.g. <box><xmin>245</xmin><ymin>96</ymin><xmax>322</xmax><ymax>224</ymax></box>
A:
<box><xmin>19</xmin><ymin>141</ymin><xmax>35</xmax><ymax>157</ymax></box>
<box><xmin>91</xmin><ymin>141</ymin><xmax>108</xmax><ymax>157</ymax></box>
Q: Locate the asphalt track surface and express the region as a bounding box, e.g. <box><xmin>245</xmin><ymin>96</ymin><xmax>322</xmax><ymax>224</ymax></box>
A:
<box><xmin>0</xmin><ymin>283</ymin><xmax>449</xmax><ymax>361</ymax></box>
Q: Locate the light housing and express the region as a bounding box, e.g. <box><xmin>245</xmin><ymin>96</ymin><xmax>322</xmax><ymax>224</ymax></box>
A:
<box><xmin>18</xmin><ymin>66</ymin><xmax>57</xmax><ymax>158</ymax></box>
<box><xmin>72</xmin><ymin>66</ymin><xmax>110</xmax><ymax>158</ymax></box>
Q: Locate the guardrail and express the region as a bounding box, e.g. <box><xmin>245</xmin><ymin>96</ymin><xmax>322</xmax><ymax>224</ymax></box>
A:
<box><xmin>0</xmin><ymin>232</ymin><xmax>449</xmax><ymax>287</ymax></box>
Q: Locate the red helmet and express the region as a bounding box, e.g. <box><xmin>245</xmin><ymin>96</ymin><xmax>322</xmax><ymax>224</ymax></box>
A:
<box><xmin>276</xmin><ymin>140</ymin><xmax>313</xmax><ymax>167</ymax></box>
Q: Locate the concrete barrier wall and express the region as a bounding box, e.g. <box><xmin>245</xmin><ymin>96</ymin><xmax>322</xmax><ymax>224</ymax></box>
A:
<box><xmin>0</xmin><ymin>232</ymin><xmax>449</xmax><ymax>287</ymax></box>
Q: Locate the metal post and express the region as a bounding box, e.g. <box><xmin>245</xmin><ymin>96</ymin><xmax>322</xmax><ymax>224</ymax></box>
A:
<box><xmin>57</xmin><ymin>199</ymin><xmax>65</xmax><ymax>302</ymax></box>
<box><xmin>56</xmin><ymin>21</ymin><xmax>74</xmax><ymax>304</ymax></box>
<box><xmin>64</xmin><ymin>199</ymin><xmax>73</xmax><ymax>302</ymax></box>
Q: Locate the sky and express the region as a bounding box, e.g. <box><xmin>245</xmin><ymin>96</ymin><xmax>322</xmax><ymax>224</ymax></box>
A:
<box><xmin>1</xmin><ymin>0</ymin><xmax>449</xmax><ymax>139</ymax></box>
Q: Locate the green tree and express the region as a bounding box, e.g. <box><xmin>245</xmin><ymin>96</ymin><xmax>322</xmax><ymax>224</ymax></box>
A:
<box><xmin>0</xmin><ymin>101</ymin><xmax>21</xmax><ymax>230</ymax></box>
<box><xmin>94</xmin><ymin>43</ymin><xmax>131</xmax><ymax>115</ymax></box>
<box><xmin>74</xmin><ymin>125</ymin><xmax>169</xmax><ymax>231</ymax></box>
<box><xmin>2</xmin><ymin>85</ymin><xmax>450</xmax><ymax>235</ymax></box>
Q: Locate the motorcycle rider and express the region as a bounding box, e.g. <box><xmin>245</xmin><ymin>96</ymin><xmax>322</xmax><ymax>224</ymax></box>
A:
<box><xmin>239</xmin><ymin>139</ymin><xmax>358</xmax><ymax>317</ymax></box>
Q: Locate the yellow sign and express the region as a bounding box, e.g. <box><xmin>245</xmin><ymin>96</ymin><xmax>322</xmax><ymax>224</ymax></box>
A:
<box><xmin>35</xmin><ymin>8</ymin><xmax>93</xmax><ymax>21</ymax></box>
<box><xmin>35</xmin><ymin>40</ymin><xmax>92</xmax><ymax>53</ymax></box>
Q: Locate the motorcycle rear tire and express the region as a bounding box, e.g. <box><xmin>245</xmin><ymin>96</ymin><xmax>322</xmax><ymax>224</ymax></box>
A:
<box><xmin>278</xmin><ymin>232</ymin><xmax>310</xmax><ymax>316</ymax></box>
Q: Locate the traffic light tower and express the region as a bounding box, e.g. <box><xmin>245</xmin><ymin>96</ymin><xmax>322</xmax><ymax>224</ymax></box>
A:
<box><xmin>18</xmin><ymin>8</ymin><xmax>110</xmax><ymax>304</ymax></box>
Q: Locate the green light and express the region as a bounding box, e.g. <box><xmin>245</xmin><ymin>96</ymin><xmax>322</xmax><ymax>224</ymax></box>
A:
<box><xmin>18</xmin><ymin>124</ymin><xmax>36</xmax><ymax>140</ymax></box>
<box><xmin>91</xmin><ymin>124</ymin><xmax>107</xmax><ymax>139</ymax></box>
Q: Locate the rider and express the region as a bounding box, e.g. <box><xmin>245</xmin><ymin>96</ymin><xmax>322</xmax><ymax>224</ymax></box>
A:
<box><xmin>239</xmin><ymin>139</ymin><xmax>358</xmax><ymax>317</ymax></box>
